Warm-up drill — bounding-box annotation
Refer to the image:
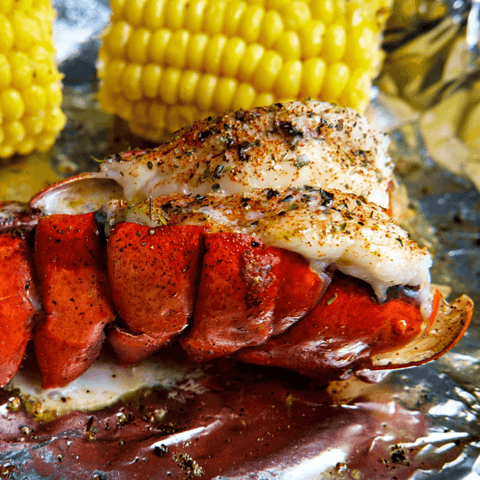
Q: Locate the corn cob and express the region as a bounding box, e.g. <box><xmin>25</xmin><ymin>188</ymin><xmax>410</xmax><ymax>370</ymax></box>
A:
<box><xmin>97</xmin><ymin>0</ymin><xmax>393</xmax><ymax>141</ymax></box>
<box><xmin>0</xmin><ymin>0</ymin><xmax>66</xmax><ymax>160</ymax></box>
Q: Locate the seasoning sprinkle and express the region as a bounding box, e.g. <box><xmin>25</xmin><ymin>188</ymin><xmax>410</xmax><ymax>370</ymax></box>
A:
<box><xmin>327</xmin><ymin>293</ymin><xmax>338</xmax><ymax>305</ymax></box>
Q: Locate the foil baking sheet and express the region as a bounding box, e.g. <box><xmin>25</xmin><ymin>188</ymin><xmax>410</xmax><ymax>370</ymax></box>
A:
<box><xmin>1</xmin><ymin>1</ymin><xmax>480</xmax><ymax>478</ymax></box>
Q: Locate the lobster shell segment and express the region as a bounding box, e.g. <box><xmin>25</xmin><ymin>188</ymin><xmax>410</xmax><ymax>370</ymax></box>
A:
<box><xmin>0</xmin><ymin>233</ymin><xmax>40</xmax><ymax>387</ymax></box>
<box><xmin>33</xmin><ymin>213</ymin><xmax>115</xmax><ymax>389</ymax></box>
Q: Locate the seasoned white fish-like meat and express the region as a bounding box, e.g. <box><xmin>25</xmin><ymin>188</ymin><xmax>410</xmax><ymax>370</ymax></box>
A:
<box><xmin>104</xmin><ymin>187</ymin><xmax>432</xmax><ymax>308</ymax></box>
<box><xmin>98</xmin><ymin>101</ymin><xmax>393</xmax><ymax>208</ymax></box>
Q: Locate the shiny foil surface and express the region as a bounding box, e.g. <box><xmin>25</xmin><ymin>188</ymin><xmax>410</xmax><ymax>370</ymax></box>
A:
<box><xmin>1</xmin><ymin>1</ymin><xmax>480</xmax><ymax>478</ymax></box>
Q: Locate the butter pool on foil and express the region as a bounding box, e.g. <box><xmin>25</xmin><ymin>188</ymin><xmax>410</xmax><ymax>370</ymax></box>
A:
<box><xmin>1</xmin><ymin>0</ymin><xmax>480</xmax><ymax>479</ymax></box>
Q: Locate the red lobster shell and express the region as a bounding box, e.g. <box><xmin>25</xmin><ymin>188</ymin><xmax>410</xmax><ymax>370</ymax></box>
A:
<box><xmin>0</xmin><ymin>101</ymin><xmax>473</xmax><ymax>389</ymax></box>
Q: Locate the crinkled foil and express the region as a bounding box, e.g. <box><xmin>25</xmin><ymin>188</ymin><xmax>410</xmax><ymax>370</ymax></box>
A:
<box><xmin>1</xmin><ymin>1</ymin><xmax>480</xmax><ymax>479</ymax></box>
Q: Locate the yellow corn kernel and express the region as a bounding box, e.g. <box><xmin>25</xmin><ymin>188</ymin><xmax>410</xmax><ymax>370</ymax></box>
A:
<box><xmin>0</xmin><ymin>15</ymin><xmax>15</xmax><ymax>52</ymax></box>
<box><xmin>126</xmin><ymin>26</ymin><xmax>151</xmax><ymax>63</ymax></box>
<box><xmin>122</xmin><ymin>63</ymin><xmax>143</xmax><ymax>101</ymax></box>
<box><xmin>281</xmin><ymin>1</ymin><xmax>311</xmax><ymax>30</ymax></box>
<box><xmin>260</xmin><ymin>10</ymin><xmax>284</xmax><ymax>48</ymax></box>
<box><xmin>43</xmin><ymin>106</ymin><xmax>66</xmax><ymax>133</ymax></box>
<box><xmin>148</xmin><ymin>28</ymin><xmax>172</xmax><ymax>63</ymax></box>
<box><xmin>4</xmin><ymin>120</ymin><xmax>26</xmax><ymax>145</ymax></box>
<box><xmin>204</xmin><ymin>35</ymin><xmax>227</xmax><ymax>74</ymax></box>
<box><xmin>23</xmin><ymin>84</ymin><xmax>47</xmax><ymax>114</ymax></box>
<box><xmin>253</xmin><ymin>50</ymin><xmax>283</xmax><ymax>91</ymax></box>
<box><xmin>0</xmin><ymin>0</ymin><xmax>14</xmax><ymax>15</ymax></box>
<box><xmin>111</xmin><ymin>0</ymin><xmax>127</xmax><ymax>18</ymax></box>
<box><xmin>123</xmin><ymin>0</ymin><xmax>147</xmax><ymax>26</ymax></box>
<box><xmin>97</xmin><ymin>0</ymin><xmax>392</xmax><ymax>139</ymax></box>
<box><xmin>165</xmin><ymin>30</ymin><xmax>190</xmax><ymax>68</ymax></box>
<box><xmin>16</xmin><ymin>137</ymin><xmax>35</xmax><ymax>156</ymax></box>
<box><xmin>12</xmin><ymin>11</ymin><xmax>40</xmax><ymax>51</ymax></box>
<box><xmin>204</xmin><ymin>0</ymin><xmax>228</xmax><ymax>35</ymax></box>
<box><xmin>159</xmin><ymin>67</ymin><xmax>181</xmax><ymax>104</ymax></box>
<box><xmin>299</xmin><ymin>19</ymin><xmax>325</xmax><ymax>58</ymax></box>
<box><xmin>178</xmin><ymin>70</ymin><xmax>201</xmax><ymax>103</ymax></box>
<box><xmin>0</xmin><ymin>55</ymin><xmax>12</xmax><ymax>90</ymax></box>
<box><xmin>10</xmin><ymin>51</ymin><xmax>34</xmax><ymax>89</ymax></box>
<box><xmin>323</xmin><ymin>24</ymin><xmax>347</xmax><ymax>63</ymax></box>
<box><xmin>34</xmin><ymin>132</ymin><xmax>55</xmax><ymax>152</ymax></box>
<box><xmin>232</xmin><ymin>82</ymin><xmax>256</xmax><ymax>111</ymax></box>
<box><xmin>1</xmin><ymin>88</ymin><xmax>25</xmax><ymax>120</ymax></box>
<box><xmin>223</xmin><ymin>0</ymin><xmax>247</xmax><ymax>35</ymax></box>
<box><xmin>274</xmin><ymin>59</ymin><xmax>302</xmax><ymax>97</ymax></box>
<box><xmin>186</xmin><ymin>32</ymin><xmax>209</xmax><ymax>69</ymax></box>
<box><xmin>165</xmin><ymin>0</ymin><xmax>189</xmax><ymax>30</ymax></box>
<box><xmin>213</xmin><ymin>77</ymin><xmax>237</xmax><ymax>112</ymax></box>
<box><xmin>301</xmin><ymin>57</ymin><xmax>326</xmax><ymax>97</ymax></box>
<box><xmin>185</xmin><ymin>0</ymin><xmax>207</xmax><ymax>32</ymax></box>
<box><xmin>105</xmin><ymin>59</ymin><xmax>127</xmax><ymax>93</ymax></box>
<box><xmin>240</xmin><ymin>4</ymin><xmax>264</xmax><ymax>43</ymax></box>
<box><xmin>105</xmin><ymin>20</ymin><xmax>132</xmax><ymax>58</ymax></box>
<box><xmin>24</xmin><ymin>114</ymin><xmax>45</xmax><ymax>135</ymax></box>
<box><xmin>45</xmin><ymin>82</ymin><xmax>62</xmax><ymax>107</ymax></box>
<box><xmin>0</xmin><ymin>145</ymin><xmax>15</xmax><ymax>159</ymax></box>
<box><xmin>321</xmin><ymin>62</ymin><xmax>349</xmax><ymax>101</ymax></box>
<box><xmin>149</xmin><ymin>101</ymin><xmax>168</xmax><ymax>128</ymax></box>
<box><xmin>311</xmin><ymin>0</ymin><xmax>335</xmax><ymax>24</ymax></box>
<box><xmin>195</xmin><ymin>74</ymin><xmax>218</xmax><ymax>110</ymax></box>
<box><xmin>141</xmin><ymin>64</ymin><xmax>162</xmax><ymax>97</ymax></box>
<box><xmin>142</xmin><ymin>0</ymin><xmax>166</xmax><ymax>30</ymax></box>
<box><xmin>238</xmin><ymin>44</ymin><xmax>265</xmax><ymax>80</ymax></box>
<box><xmin>339</xmin><ymin>68</ymin><xmax>370</xmax><ymax>112</ymax></box>
<box><xmin>254</xmin><ymin>92</ymin><xmax>275</xmax><ymax>108</ymax></box>
<box><xmin>220</xmin><ymin>37</ymin><xmax>246</xmax><ymax>76</ymax></box>
<box><xmin>275</xmin><ymin>31</ymin><xmax>301</xmax><ymax>59</ymax></box>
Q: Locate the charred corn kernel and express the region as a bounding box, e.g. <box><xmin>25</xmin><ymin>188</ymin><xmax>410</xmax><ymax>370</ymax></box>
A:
<box><xmin>98</xmin><ymin>0</ymin><xmax>392</xmax><ymax>140</ymax></box>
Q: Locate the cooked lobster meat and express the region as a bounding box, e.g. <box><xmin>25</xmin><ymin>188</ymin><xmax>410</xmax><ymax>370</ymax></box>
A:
<box><xmin>0</xmin><ymin>101</ymin><xmax>473</xmax><ymax>390</ymax></box>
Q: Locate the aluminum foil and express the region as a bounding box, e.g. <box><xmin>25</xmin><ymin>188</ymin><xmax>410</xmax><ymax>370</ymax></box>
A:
<box><xmin>1</xmin><ymin>1</ymin><xmax>480</xmax><ymax>478</ymax></box>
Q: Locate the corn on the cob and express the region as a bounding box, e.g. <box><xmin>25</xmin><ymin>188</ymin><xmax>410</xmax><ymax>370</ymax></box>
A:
<box><xmin>0</xmin><ymin>0</ymin><xmax>66</xmax><ymax>160</ymax></box>
<box><xmin>97</xmin><ymin>0</ymin><xmax>393</xmax><ymax>141</ymax></box>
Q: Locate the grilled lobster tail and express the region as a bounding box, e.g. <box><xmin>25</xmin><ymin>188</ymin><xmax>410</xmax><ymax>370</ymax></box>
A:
<box><xmin>0</xmin><ymin>100</ymin><xmax>474</xmax><ymax>389</ymax></box>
